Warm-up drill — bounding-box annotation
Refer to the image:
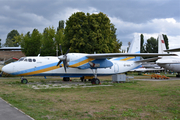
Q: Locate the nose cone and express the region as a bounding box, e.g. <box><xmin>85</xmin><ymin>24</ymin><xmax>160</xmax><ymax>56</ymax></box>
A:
<box><xmin>2</xmin><ymin>65</ymin><xmax>13</xmax><ymax>74</ymax></box>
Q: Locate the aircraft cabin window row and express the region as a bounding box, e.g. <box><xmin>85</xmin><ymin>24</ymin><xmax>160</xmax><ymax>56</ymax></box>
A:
<box><xmin>18</xmin><ymin>58</ymin><xmax>36</xmax><ymax>62</ymax></box>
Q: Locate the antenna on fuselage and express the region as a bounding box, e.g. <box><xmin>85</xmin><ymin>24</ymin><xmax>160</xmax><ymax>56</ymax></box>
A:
<box><xmin>38</xmin><ymin>47</ymin><xmax>41</xmax><ymax>57</ymax></box>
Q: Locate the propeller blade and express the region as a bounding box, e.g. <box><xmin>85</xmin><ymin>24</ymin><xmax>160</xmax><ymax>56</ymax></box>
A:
<box><xmin>56</xmin><ymin>60</ymin><xmax>62</xmax><ymax>66</ymax></box>
<box><xmin>65</xmin><ymin>48</ymin><xmax>70</xmax><ymax>55</ymax></box>
<box><xmin>59</xmin><ymin>44</ymin><xmax>63</xmax><ymax>55</ymax></box>
<box><xmin>63</xmin><ymin>61</ymin><xmax>67</xmax><ymax>72</ymax></box>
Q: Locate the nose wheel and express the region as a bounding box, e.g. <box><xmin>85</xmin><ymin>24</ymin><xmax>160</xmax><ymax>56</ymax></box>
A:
<box><xmin>21</xmin><ymin>78</ymin><xmax>28</xmax><ymax>84</ymax></box>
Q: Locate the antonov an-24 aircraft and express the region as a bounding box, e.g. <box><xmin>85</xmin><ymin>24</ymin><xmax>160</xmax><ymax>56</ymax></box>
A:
<box><xmin>2</xmin><ymin>34</ymin><xmax>176</xmax><ymax>84</ymax></box>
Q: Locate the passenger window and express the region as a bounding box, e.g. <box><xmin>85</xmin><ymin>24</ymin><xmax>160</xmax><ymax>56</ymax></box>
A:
<box><xmin>24</xmin><ymin>59</ymin><xmax>27</xmax><ymax>61</ymax></box>
<box><xmin>33</xmin><ymin>59</ymin><xmax>36</xmax><ymax>62</ymax></box>
<box><xmin>28</xmin><ymin>59</ymin><xmax>32</xmax><ymax>62</ymax></box>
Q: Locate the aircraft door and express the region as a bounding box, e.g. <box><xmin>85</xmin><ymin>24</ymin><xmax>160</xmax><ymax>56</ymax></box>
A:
<box><xmin>114</xmin><ymin>63</ymin><xmax>119</xmax><ymax>73</ymax></box>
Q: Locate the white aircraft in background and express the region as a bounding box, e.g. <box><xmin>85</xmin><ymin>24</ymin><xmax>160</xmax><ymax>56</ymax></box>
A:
<box><xmin>2</xmin><ymin>34</ymin><xmax>176</xmax><ymax>84</ymax></box>
<box><xmin>156</xmin><ymin>34</ymin><xmax>180</xmax><ymax>77</ymax></box>
<box><xmin>130</xmin><ymin>62</ymin><xmax>164</xmax><ymax>72</ymax></box>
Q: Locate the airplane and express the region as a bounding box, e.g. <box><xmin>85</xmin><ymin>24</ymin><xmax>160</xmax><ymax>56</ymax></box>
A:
<box><xmin>130</xmin><ymin>62</ymin><xmax>164</xmax><ymax>72</ymax></box>
<box><xmin>2</xmin><ymin>33</ymin><xmax>176</xmax><ymax>84</ymax></box>
<box><xmin>156</xmin><ymin>34</ymin><xmax>180</xmax><ymax>77</ymax></box>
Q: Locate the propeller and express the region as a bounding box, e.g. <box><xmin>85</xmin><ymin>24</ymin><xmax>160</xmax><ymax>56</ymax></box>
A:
<box><xmin>56</xmin><ymin>45</ymin><xmax>70</xmax><ymax>72</ymax></box>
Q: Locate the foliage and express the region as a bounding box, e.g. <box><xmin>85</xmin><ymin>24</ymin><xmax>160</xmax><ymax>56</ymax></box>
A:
<box><xmin>145</xmin><ymin>37</ymin><xmax>158</xmax><ymax>53</ymax></box>
<box><xmin>64</xmin><ymin>12</ymin><xmax>121</xmax><ymax>53</ymax></box>
<box><xmin>4</xmin><ymin>30</ymin><xmax>19</xmax><ymax>47</ymax></box>
<box><xmin>22</xmin><ymin>29</ymin><xmax>41</xmax><ymax>56</ymax></box>
<box><xmin>162</xmin><ymin>34</ymin><xmax>169</xmax><ymax>50</ymax></box>
<box><xmin>57</xmin><ymin>20</ymin><xmax>65</xmax><ymax>31</ymax></box>
<box><xmin>140</xmin><ymin>34</ymin><xmax>145</xmax><ymax>53</ymax></box>
<box><xmin>14</xmin><ymin>26</ymin><xmax>64</xmax><ymax>56</ymax></box>
<box><xmin>41</xmin><ymin>27</ymin><xmax>56</xmax><ymax>56</ymax></box>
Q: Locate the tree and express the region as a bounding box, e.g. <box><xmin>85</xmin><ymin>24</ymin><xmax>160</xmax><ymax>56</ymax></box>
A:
<box><xmin>14</xmin><ymin>29</ymin><xmax>41</xmax><ymax>56</ymax></box>
<box><xmin>145</xmin><ymin>37</ymin><xmax>158</xmax><ymax>53</ymax></box>
<box><xmin>56</xmin><ymin>20</ymin><xmax>65</xmax><ymax>55</ymax></box>
<box><xmin>127</xmin><ymin>42</ymin><xmax>131</xmax><ymax>53</ymax></box>
<box><xmin>110</xmin><ymin>24</ymin><xmax>122</xmax><ymax>53</ymax></box>
<box><xmin>57</xmin><ymin>20</ymin><xmax>65</xmax><ymax>31</ymax></box>
<box><xmin>140</xmin><ymin>34</ymin><xmax>145</xmax><ymax>53</ymax></box>
<box><xmin>4</xmin><ymin>30</ymin><xmax>19</xmax><ymax>47</ymax></box>
<box><xmin>64</xmin><ymin>12</ymin><xmax>121</xmax><ymax>53</ymax></box>
<box><xmin>41</xmin><ymin>26</ymin><xmax>56</xmax><ymax>56</ymax></box>
<box><xmin>162</xmin><ymin>34</ymin><xmax>169</xmax><ymax>50</ymax></box>
<box><xmin>64</xmin><ymin>12</ymin><xmax>89</xmax><ymax>53</ymax></box>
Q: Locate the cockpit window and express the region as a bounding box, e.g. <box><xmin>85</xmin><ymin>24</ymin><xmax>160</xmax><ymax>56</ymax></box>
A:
<box><xmin>28</xmin><ymin>59</ymin><xmax>32</xmax><ymax>62</ymax></box>
<box><xmin>33</xmin><ymin>59</ymin><xmax>36</xmax><ymax>62</ymax></box>
<box><xmin>24</xmin><ymin>59</ymin><xmax>27</xmax><ymax>61</ymax></box>
<box><xmin>18</xmin><ymin>57</ymin><xmax>24</xmax><ymax>61</ymax></box>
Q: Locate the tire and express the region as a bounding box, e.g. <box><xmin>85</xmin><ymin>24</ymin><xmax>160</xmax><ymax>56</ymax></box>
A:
<box><xmin>21</xmin><ymin>78</ymin><xmax>28</xmax><ymax>84</ymax></box>
<box><xmin>80</xmin><ymin>77</ymin><xmax>84</xmax><ymax>82</ymax></box>
<box><xmin>95</xmin><ymin>78</ymin><xmax>100</xmax><ymax>85</ymax></box>
<box><xmin>91</xmin><ymin>78</ymin><xmax>100</xmax><ymax>85</ymax></box>
<box><xmin>63</xmin><ymin>77</ymin><xmax>70</xmax><ymax>81</ymax></box>
<box><xmin>91</xmin><ymin>78</ymin><xmax>95</xmax><ymax>84</ymax></box>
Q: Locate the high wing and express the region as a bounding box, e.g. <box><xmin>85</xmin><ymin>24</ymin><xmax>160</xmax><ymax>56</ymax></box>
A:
<box><xmin>164</xmin><ymin>48</ymin><xmax>180</xmax><ymax>52</ymax></box>
<box><xmin>86</xmin><ymin>53</ymin><xmax>177</xmax><ymax>59</ymax></box>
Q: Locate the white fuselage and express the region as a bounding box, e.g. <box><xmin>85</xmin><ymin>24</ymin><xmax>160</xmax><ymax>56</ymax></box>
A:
<box><xmin>2</xmin><ymin>53</ymin><xmax>141</xmax><ymax>77</ymax></box>
<box><xmin>156</xmin><ymin>55</ymin><xmax>180</xmax><ymax>72</ymax></box>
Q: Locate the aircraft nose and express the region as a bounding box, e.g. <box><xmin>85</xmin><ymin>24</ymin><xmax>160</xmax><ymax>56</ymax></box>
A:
<box><xmin>2</xmin><ymin>65</ymin><xmax>12</xmax><ymax>74</ymax></box>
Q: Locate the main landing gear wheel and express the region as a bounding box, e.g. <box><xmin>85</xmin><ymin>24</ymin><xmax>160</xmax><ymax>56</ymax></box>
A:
<box><xmin>63</xmin><ymin>77</ymin><xmax>70</xmax><ymax>81</ymax></box>
<box><xmin>91</xmin><ymin>78</ymin><xmax>100</xmax><ymax>85</ymax></box>
<box><xmin>21</xmin><ymin>78</ymin><xmax>28</xmax><ymax>84</ymax></box>
<box><xmin>80</xmin><ymin>76</ymin><xmax>84</xmax><ymax>82</ymax></box>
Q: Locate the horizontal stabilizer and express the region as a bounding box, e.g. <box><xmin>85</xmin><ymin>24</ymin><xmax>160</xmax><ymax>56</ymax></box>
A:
<box><xmin>164</xmin><ymin>48</ymin><xmax>180</xmax><ymax>52</ymax></box>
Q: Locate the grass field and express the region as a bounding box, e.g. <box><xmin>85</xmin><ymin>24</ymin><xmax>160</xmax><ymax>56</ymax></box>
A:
<box><xmin>0</xmin><ymin>76</ymin><xmax>180</xmax><ymax>120</ymax></box>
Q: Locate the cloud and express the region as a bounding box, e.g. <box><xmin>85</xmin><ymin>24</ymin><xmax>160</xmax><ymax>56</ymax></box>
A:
<box><xmin>109</xmin><ymin>16</ymin><xmax>180</xmax><ymax>48</ymax></box>
<box><xmin>0</xmin><ymin>0</ymin><xmax>179</xmax><ymax>49</ymax></box>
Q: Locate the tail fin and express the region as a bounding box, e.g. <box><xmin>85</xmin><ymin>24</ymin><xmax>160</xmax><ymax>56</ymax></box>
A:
<box><xmin>128</xmin><ymin>33</ymin><xmax>141</xmax><ymax>53</ymax></box>
<box><xmin>111</xmin><ymin>33</ymin><xmax>141</xmax><ymax>61</ymax></box>
<box><xmin>158</xmin><ymin>34</ymin><xmax>167</xmax><ymax>54</ymax></box>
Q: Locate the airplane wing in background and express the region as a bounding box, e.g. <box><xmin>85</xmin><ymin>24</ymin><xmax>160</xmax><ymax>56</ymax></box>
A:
<box><xmin>130</xmin><ymin>67</ymin><xmax>164</xmax><ymax>72</ymax></box>
<box><xmin>135</xmin><ymin>57</ymin><xmax>161</xmax><ymax>63</ymax></box>
<box><xmin>164</xmin><ymin>48</ymin><xmax>180</xmax><ymax>52</ymax></box>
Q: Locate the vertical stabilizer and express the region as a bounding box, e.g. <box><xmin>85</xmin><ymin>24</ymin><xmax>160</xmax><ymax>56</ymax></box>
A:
<box><xmin>128</xmin><ymin>33</ymin><xmax>140</xmax><ymax>53</ymax></box>
<box><xmin>158</xmin><ymin>34</ymin><xmax>167</xmax><ymax>54</ymax></box>
<box><xmin>111</xmin><ymin>33</ymin><xmax>141</xmax><ymax>61</ymax></box>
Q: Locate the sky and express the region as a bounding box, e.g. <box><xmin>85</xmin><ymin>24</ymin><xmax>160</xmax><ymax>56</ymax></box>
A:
<box><xmin>0</xmin><ymin>0</ymin><xmax>180</xmax><ymax>50</ymax></box>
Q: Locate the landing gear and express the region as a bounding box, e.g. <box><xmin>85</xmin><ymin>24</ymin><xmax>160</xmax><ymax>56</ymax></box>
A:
<box><xmin>176</xmin><ymin>72</ymin><xmax>180</xmax><ymax>77</ymax></box>
<box><xmin>91</xmin><ymin>69</ymin><xmax>101</xmax><ymax>85</ymax></box>
<box><xmin>91</xmin><ymin>78</ymin><xmax>100</xmax><ymax>84</ymax></box>
<box><xmin>63</xmin><ymin>77</ymin><xmax>70</xmax><ymax>81</ymax></box>
<box><xmin>80</xmin><ymin>76</ymin><xmax>84</xmax><ymax>82</ymax></box>
<box><xmin>80</xmin><ymin>76</ymin><xmax>91</xmax><ymax>82</ymax></box>
<box><xmin>21</xmin><ymin>78</ymin><xmax>28</xmax><ymax>84</ymax></box>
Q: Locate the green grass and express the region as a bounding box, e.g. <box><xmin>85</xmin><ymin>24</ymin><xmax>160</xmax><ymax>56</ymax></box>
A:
<box><xmin>0</xmin><ymin>76</ymin><xmax>180</xmax><ymax>120</ymax></box>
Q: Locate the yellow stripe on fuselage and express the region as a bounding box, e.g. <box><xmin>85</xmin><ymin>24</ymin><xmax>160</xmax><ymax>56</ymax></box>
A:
<box><xmin>17</xmin><ymin>58</ymin><xmax>94</xmax><ymax>76</ymax></box>
<box><xmin>69</xmin><ymin>58</ymin><xmax>94</xmax><ymax>67</ymax></box>
<box><xmin>120</xmin><ymin>57</ymin><xmax>135</xmax><ymax>61</ymax></box>
<box><xmin>17</xmin><ymin>65</ymin><xmax>59</xmax><ymax>76</ymax></box>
